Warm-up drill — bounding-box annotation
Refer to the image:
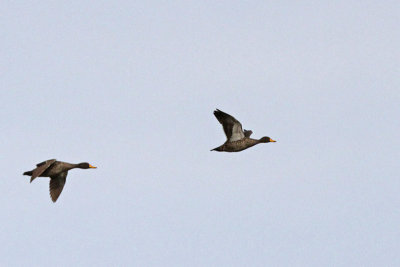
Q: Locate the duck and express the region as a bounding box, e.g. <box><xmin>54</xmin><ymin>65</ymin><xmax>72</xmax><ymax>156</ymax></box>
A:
<box><xmin>211</xmin><ymin>109</ymin><xmax>276</xmax><ymax>152</ymax></box>
<box><xmin>23</xmin><ymin>159</ymin><xmax>97</xmax><ymax>202</ymax></box>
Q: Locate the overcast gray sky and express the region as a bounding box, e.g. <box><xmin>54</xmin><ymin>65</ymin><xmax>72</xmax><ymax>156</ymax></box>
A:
<box><xmin>1</xmin><ymin>1</ymin><xmax>399</xmax><ymax>266</ymax></box>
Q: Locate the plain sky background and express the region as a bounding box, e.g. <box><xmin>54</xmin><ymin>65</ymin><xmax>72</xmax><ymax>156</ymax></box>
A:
<box><xmin>1</xmin><ymin>1</ymin><xmax>399</xmax><ymax>266</ymax></box>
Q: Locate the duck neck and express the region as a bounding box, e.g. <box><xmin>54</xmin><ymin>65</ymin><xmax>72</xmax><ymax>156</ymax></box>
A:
<box><xmin>63</xmin><ymin>163</ymin><xmax>80</xmax><ymax>170</ymax></box>
<box><xmin>243</xmin><ymin>138</ymin><xmax>261</xmax><ymax>147</ymax></box>
<box><xmin>248</xmin><ymin>138</ymin><xmax>261</xmax><ymax>144</ymax></box>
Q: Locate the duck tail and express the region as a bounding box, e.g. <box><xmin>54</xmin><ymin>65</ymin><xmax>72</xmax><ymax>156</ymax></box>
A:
<box><xmin>210</xmin><ymin>146</ymin><xmax>222</xmax><ymax>152</ymax></box>
<box><xmin>23</xmin><ymin>171</ymin><xmax>33</xmax><ymax>176</ymax></box>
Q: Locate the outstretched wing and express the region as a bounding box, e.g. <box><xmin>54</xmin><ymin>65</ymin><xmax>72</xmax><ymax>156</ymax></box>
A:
<box><xmin>30</xmin><ymin>159</ymin><xmax>57</xmax><ymax>183</ymax></box>
<box><xmin>244</xmin><ymin>129</ymin><xmax>253</xmax><ymax>137</ymax></box>
<box><xmin>49</xmin><ymin>172</ymin><xmax>67</xmax><ymax>202</ymax></box>
<box><xmin>213</xmin><ymin>109</ymin><xmax>245</xmax><ymax>142</ymax></box>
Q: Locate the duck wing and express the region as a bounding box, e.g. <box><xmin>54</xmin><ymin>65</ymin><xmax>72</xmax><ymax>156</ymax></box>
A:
<box><xmin>214</xmin><ymin>109</ymin><xmax>245</xmax><ymax>142</ymax></box>
<box><xmin>244</xmin><ymin>129</ymin><xmax>253</xmax><ymax>137</ymax></box>
<box><xmin>30</xmin><ymin>159</ymin><xmax>57</xmax><ymax>183</ymax></box>
<box><xmin>49</xmin><ymin>171</ymin><xmax>67</xmax><ymax>202</ymax></box>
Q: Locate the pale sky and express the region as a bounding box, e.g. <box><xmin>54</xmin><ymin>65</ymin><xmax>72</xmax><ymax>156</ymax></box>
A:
<box><xmin>1</xmin><ymin>1</ymin><xmax>399</xmax><ymax>266</ymax></box>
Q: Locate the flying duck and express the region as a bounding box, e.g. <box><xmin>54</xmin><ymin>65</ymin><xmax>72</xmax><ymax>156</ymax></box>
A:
<box><xmin>23</xmin><ymin>159</ymin><xmax>97</xmax><ymax>202</ymax></box>
<box><xmin>211</xmin><ymin>109</ymin><xmax>276</xmax><ymax>152</ymax></box>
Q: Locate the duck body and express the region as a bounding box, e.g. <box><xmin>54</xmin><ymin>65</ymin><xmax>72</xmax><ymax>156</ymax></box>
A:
<box><xmin>211</xmin><ymin>109</ymin><xmax>276</xmax><ymax>153</ymax></box>
<box><xmin>212</xmin><ymin>138</ymin><xmax>261</xmax><ymax>152</ymax></box>
<box><xmin>23</xmin><ymin>159</ymin><xmax>96</xmax><ymax>202</ymax></box>
<box><xmin>27</xmin><ymin>161</ymin><xmax>76</xmax><ymax>178</ymax></box>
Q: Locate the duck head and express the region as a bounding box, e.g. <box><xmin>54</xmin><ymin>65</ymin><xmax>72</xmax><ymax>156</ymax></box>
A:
<box><xmin>259</xmin><ymin>137</ymin><xmax>277</xmax><ymax>143</ymax></box>
<box><xmin>77</xmin><ymin>162</ymin><xmax>97</xmax><ymax>169</ymax></box>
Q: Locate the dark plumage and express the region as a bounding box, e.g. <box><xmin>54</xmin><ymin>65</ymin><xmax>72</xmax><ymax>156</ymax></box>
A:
<box><xmin>211</xmin><ymin>109</ymin><xmax>276</xmax><ymax>152</ymax></box>
<box><xmin>23</xmin><ymin>159</ymin><xmax>96</xmax><ymax>202</ymax></box>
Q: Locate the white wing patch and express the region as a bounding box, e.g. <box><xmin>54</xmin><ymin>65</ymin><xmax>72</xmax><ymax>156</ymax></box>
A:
<box><xmin>229</xmin><ymin>123</ymin><xmax>245</xmax><ymax>142</ymax></box>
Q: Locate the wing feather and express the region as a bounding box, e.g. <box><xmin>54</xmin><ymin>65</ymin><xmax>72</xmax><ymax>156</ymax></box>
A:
<box><xmin>49</xmin><ymin>172</ymin><xmax>67</xmax><ymax>202</ymax></box>
<box><xmin>213</xmin><ymin>109</ymin><xmax>245</xmax><ymax>142</ymax></box>
<box><xmin>30</xmin><ymin>159</ymin><xmax>57</xmax><ymax>183</ymax></box>
<box><xmin>36</xmin><ymin>159</ymin><xmax>56</xmax><ymax>167</ymax></box>
<box><xmin>244</xmin><ymin>130</ymin><xmax>253</xmax><ymax>137</ymax></box>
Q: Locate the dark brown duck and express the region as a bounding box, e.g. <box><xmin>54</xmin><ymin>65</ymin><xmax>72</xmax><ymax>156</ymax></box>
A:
<box><xmin>211</xmin><ymin>109</ymin><xmax>276</xmax><ymax>152</ymax></box>
<box><xmin>23</xmin><ymin>159</ymin><xmax>97</xmax><ymax>202</ymax></box>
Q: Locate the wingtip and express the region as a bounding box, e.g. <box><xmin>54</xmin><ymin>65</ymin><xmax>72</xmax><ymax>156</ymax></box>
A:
<box><xmin>213</xmin><ymin>109</ymin><xmax>224</xmax><ymax>116</ymax></box>
<box><xmin>50</xmin><ymin>194</ymin><xmax>57</xmax><ymax>203</ymax></box>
